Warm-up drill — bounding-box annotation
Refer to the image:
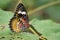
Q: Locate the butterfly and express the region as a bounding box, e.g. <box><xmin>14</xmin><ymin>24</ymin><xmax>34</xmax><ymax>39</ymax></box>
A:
<box><xmin>9</xmin><ymin>3</ymin><xmax>47</xmax><ymax>40</ymax></box>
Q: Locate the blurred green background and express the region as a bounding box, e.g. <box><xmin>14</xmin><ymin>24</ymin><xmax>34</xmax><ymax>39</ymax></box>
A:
<box><xmin>0</xmin><ymin>0</ymin><xmax>60</xmax><ymax>40</ymax></box>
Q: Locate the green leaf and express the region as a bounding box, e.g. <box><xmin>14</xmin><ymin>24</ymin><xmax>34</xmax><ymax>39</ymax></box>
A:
<box><xmin>30</xmin><ymin>19</ymin><xmax>60</xmax><ymax>40</ymax></box>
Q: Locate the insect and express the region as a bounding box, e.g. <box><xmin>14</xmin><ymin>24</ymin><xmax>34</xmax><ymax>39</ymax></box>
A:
<box><xmin>9</xmin><ymin>3</ymin><xmax>47</xmax><ymax>40</ymax></box>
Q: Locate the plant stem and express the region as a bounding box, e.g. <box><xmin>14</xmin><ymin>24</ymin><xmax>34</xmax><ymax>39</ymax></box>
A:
<box><xmin>28</xmin><ymin>1</ymin><xmax>60</xmax><ymax>16</ymax></box>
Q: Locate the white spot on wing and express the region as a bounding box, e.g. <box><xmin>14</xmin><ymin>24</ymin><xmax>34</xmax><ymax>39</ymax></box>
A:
<box><xmin>18</xmin><ymin>11</ymin><xmax>22</xmax><ymax>14</ymax></box>
<box><xmin>22</xmin><ymin>12</ymin><xmax>26</xmax><ymax>14</ymax></box>
<box><xmin>18</xmin><ymin>11</ymin><xmax>26</xmax><ymax>15</ymax></box>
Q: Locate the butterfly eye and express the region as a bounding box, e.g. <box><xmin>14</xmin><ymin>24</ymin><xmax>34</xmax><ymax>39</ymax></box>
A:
<box><xmin>22</xmin><ymin>12</ymin><xmax>26</xmax><ymax>15</ymax></box>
